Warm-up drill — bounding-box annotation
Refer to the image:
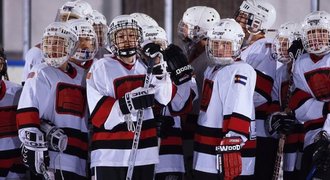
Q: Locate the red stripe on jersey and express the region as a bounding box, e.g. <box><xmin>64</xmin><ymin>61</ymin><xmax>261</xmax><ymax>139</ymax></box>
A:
<box><xmin>288</xmin><ymin>88</ymin><xmax>312</xmax><ymax>110</ymax></box>
<box><xmin>285</xmin><ymin>133</ymin><xmax>299</xmax><ymax>144</ymax></box>
<box><xmin>0</xmin><ymin>106</ymin><xmax>18</xmax><ymax>137</ymax></box>
<box><xmin>90</xmin><ymin>96</ymin><xmax>116</xmax><ymax>128</ymax></box>
<box><xmin>194</xmin><ymin>134</ymin><xmax>221</xmax><ymax>146</ymax></box>
<box><xmin>255</xmin><ymin>70</ymin><xmax>274</xmax><ymax>102</ymax></box>
<box><xmin>242</xmin><ymin>140</ymin><xmax>256</xmax><ymax>149</ymax></box>
<box><xmin>223</xmin><ymin>115</ymin><xmax>250</xmax><ymax>136</ymax></box>
<box><xmin>0</xmin><ymin>157</ymin><xmax>21</xmax><ymax>168</ymax></box>
<box><xmin>16</xmin><ymin>108</ymin><xmax>40</xmax><ymax>129</ymax></box>
<box><xmin>92</xmin><ymin>128</ymin><xmax>156</xmax><ymax>141</ymax></box>
<box><xmin>303</xmin><ymin>118</ymin><xmax>325</xmax><ymax>130</ymax></box>
<box><xmin>68</xmin><ymin>137</ymin><xmax>88</xmax><ymax>151</ymax></box>
<box><xmin>0</xmin><ymin>81</ymin><xmax>6</xmax><ymax>100</ymax></box>
<box><xmin>160</xmin><ymin>137</ymin><xmax>182</xmax><ymax>146</ymax></box>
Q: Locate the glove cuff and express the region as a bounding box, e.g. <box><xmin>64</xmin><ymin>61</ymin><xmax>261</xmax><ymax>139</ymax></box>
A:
<box><xmin>119</xmin><ymin>96</ymin><xmax>130</xmax><ymax>115</ymax></box>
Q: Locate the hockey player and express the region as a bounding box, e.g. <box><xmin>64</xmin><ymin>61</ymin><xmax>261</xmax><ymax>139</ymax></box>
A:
<box><xmin>88</xmin><ymin>10</ymin><xmax>110</xmax><ymax>59</ymax></box>
<box><xmin>0</xmin><ymin>48</ymin><xmax>26</xmax><ymax>180</ymax></box>
<box><xmin>193</xmin><ymin>18</ymin><xmax>256</xmax><ymax>180</ymax></box>
<box><xmin>130</xmin><ymin>12</ymin><xmax>159</xmax><ymax>27</ymax></box>
<box><xmin>177</xmin><ymin>7</ymin><xmax>220</xmax><ymax>177</ymax></box>
<box><xmin>234</xmin><ymin>0</ymin><xmax>277</xmax><ymax>179</ymax></box>
<box><xmin>16</xmin><ymin>22</ymin><xmax>89</xmax><ymax>179</ymax></box>
<box><xmin>22</xmin><ymin>0</ymin><xmax>94</xmax><ymax>84</ymax></box>
<box><xmin>67</xmin><ymin>19</ymin><xmax>99</xmax><ymax>72</ymax></box>
<box><xmin>86</xmin><ymin>15</ymin><xmax>172</xmax><ymax>180</ymax></box>
<box><xmin>267</xmin><ymin>22</ymin><xmax>305</xmax><ymax>180</ymax></box>
<box><xmin>288</xmin><ymin>11</ymin><xmax>330</xmax><ymax>179</ymax></box>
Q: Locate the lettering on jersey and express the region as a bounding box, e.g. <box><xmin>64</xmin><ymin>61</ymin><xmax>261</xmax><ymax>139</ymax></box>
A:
<box><xmin>113</xmin><ymin>75</ymin><xmax>144</xmax><ymax>98</ymax></box>
<box><xmin>27</xmin><ymin>72</ymin><xmax>35</xmax><ymax>79</ymax></box>
<box><xmin>201</xmin><ymin>79</ymin><xmax>213</xmax><ymax>112</ymax></box>
<box><xmin>0</xmin><ymin>106</ymin><xmax>18</xmax><ymax>138</ymax></box>
<box><xmin>304</xmin><ymin>68</ymin><xmax>330</xmax><ymax>101</ymax></box>
<box><xmin>234</xmin><ymin>74</ymin><xmax>247</xmax><ymax>85</ymax></box>
<box><xmin>56</xmin><ymin>82</ymin><xmax>86</xmax><ymax>117</ymax></box>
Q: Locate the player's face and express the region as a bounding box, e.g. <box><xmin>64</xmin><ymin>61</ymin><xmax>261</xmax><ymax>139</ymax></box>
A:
<box><xmin>115</xmin><ymin>28</ymin><xmax>139</xmax><ymax>50</ymax></box>
<box><xmin>235</xmin><ymin>11</ymin><xmax>249</xmax><ymax>33</ymax></box>
<box><xmin>43</xmin><ymin>36</ymin><xmax>67</xmax><ymax>58</ymax></box>
<box><xmin>77</xmin><ymin>37</ymin><xmax>96</xmax><ymax>53</ymax></box>
<box><xmin>277</xmin><ymin>37</ymin><xmax>290</xmax><ymax>59</ymax></box>
<box><xmin>307</xmin><ymin>28</ymin><xmax>330</xmax><ymax>51</ymax></box>
<box><xmin>210</xmin><ymin>40</ymin><xmax>233</xmax><ymax>58</ymax></box>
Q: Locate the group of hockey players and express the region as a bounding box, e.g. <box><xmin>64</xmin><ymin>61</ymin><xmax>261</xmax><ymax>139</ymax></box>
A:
<box><xmin>1</xmin><ymin>0</ymin><xmax>330</xmax><ymax>179</ymax></box>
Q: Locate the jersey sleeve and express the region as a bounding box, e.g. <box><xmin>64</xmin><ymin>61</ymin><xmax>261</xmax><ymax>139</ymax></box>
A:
<box><xmin>223</xmin><ymin>66</ymin><xmax>257</xmax><ymax>140</ymax></box>
<box><xmin>151</xmin><ymin>73</ymin><xmax>172</xmax><ymax>106</ymax></box>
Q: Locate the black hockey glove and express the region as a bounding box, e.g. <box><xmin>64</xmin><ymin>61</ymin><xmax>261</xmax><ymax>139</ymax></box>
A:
<box><xmin>143</xmin><ymin>43</ymin><xmax>168</xmax><ymax>77</ymax></box>
<box><xmin>163</xmin><ymin>44</ymin><xmax>193</xmax><ymax>85</ymax></box>
<box><xmin>268</xmin><ymin>111</ymin><xmax>296</xmax><ymax>135</ymax></box>
<box><xmin>155</xmin><ymin>116</ymin><xmax>175</xmax><ymax>138</ymax></box>
<box><xmin>119</xmin><ymin>87</ymin><xmax>155</xmax><ymax>115</ymax></box>
<box><xmin>312</xmin><ymin>131</ymin><xmax>330</xmax><ymax>178</ymax></box>
<box><xmin>288</xmin><ymin>38</ymin><xmax>304</xmax><ymax>60</ymax></box>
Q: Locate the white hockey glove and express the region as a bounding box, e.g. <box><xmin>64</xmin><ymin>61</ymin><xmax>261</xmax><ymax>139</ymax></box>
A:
<box><xmin>119</xmin><ymin>87</ymin><xmax>155</xmax><ymax>115</ymax></box>
<box><xmin>19</xmin><ymin>128</ymin><xmax>49</xmax><ymax>175</ymax></box>
<box><xmin>40</xmin><ymin>120</ymin><xmax>68</xmax><ymax>152</ymax></box>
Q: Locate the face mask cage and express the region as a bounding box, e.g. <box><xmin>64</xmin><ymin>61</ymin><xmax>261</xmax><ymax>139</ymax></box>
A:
<box><xmin>42</xmin><ymin>36</ymin><xmax>71</xmax><ymax>67</ymax></box>
<box><xmin>235</xmin><ymin>10</ymin><xmax>263</xmax><ymax>35</ymax></box>
<box><xmin>272</xmin><ymin>36</ymin><xmax>292</xmax><ymax>63</ymax></box>
<box><xmin>110</xmin><ymin>27</ymin><xmax>142</xmax><ymax>57</ymax></box>
<box><xmin>207</xmin><ymin>40</ymin><xmax>238</xmax><ymax>65</ymax></box>
<box><xmin>93</xmin><ymin>23</ymin><xmax>108</xmax><ymax>47</ymax></box>
<box><xmin>303</xmin><ymin>28</ymin><xmax>330</xmax><ymax>55</ymax></box>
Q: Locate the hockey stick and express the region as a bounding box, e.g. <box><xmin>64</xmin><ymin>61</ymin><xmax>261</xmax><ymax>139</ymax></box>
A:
<box><xmin>126</xmin><ymin>56</ymin><xmax>155</xmax><ymax>180</ymax></box>
<box><xmin>272</xmin><ymin>133</ymin><xmax>286</xmax><ymax>180</ymax></box>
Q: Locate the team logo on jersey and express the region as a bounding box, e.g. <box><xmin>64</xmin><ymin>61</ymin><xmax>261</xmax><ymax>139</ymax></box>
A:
<box><xmin>304</xmin><ymin>67</ymin><xmax>330</xmax><ymax>101</ymax></box>
<box><xmin>114</xmin><ymin>75</ymin><xmax>144</xmax><ymax>98</ymax></box>
<box><xmin>234</xmin><ymin>74</ymin><xmax>247</xmax><ymax>85</ymax></box>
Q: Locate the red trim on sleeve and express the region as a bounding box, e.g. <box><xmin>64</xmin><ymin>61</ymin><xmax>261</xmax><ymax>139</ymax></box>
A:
<box><xmin>194</xmin><ymin>134</ymin><xmax>221</xmax><ymax>146</ymax></box>
<box><xmin>90</xmin><ymin>96</ymin><xmax>116</xmax><ymax>128</ymax></box>
<box><xmin>92</xmin><ymin>128</ymin><xmax>156</xmax><ymax>141</ymax></box>
<box><xmin>223</xmin><ymin>115</ymin><xmax>250</xmax><ymax>136</ymax></box>
<box><xmin>288</xmin><ymin>88</ymin><xmax>312</xmax><ymax>110</ymax></box>
<box><xmin>0</xmin><ymin>157</ymin><xmax>21</xmax><ymax>168</ymax></box>
<box><xmin>16</xmin><ymin>108</ymin><xmax>40</xmax><ymax>129</ymax></box>
<box><xmin>160</xmin><ymin>137</ymin><xmax>182</xmax><ymax>146</ymax></box>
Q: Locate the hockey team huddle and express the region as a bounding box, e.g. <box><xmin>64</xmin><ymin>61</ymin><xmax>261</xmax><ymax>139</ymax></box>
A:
<box><xmin>1</xmin><ymin>0</ymin><xmax>330</xmax><ymax>179</ymax></box>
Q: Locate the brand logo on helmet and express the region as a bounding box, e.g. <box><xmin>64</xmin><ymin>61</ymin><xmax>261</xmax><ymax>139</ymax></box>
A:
<box><xmin>212</xmin><ymin>31</ymin><xmax>224</xmax><ymax>35</ymax></box>
<box><xmin>257</xmin><ymin>5</ymin><xmax>269</xmax><ymax>13</ymax></box>
<box><xmin>308</xmin><ymin>19</ymin><xmax>320</xmax><ymax>25</ymax></box>
<box><xmin>145</xmin><ymin>32</ymin><xmax>158</xmax><ymax>37</ymax></box>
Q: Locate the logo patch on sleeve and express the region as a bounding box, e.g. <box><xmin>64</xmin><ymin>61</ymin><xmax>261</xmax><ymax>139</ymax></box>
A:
<box><xmin>234</xmin><ymin>74</ymin><xmax>247</xmax><ymax>85</ymax></box>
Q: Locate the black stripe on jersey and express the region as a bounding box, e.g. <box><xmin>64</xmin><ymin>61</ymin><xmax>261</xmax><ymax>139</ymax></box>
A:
<box><xmin>241</xmin><ymin>148</ymin><xmax>256</xmax><ymax>157</ymax></box>
<box><xmin>93</xmin><ymin>119</ymin><xmax>156</xmax><ymax>133</ymax></box>
<box><xmin>61</xmin><ymin>128</ymin><xmax>88</xmax><ymax>142</ymax></box>
<box><xmin>195</xmin><ymin>125</ymin><xmax>226</xmax><ymax>138</ymax></box>
<box><xmin>168</xmin><ymin>89</ymin><xmax>196</xmax><ymax>116</ymax></box>
<box><xmin>91</xmin><ymin>137</ymin><xmax>158</xmax><ymax>150</ymax></box>
<box><xmin>0</xmin><ymin>131</ymin><xmax>18</xmax><ymax>138</ymax></box>
<box><xmin>8</xmin><ymin>163</ymin><xmax>26</xmax><ymax>174</ymax></box>
<box><xmin>159</xmin><ymin>145</ymin><xmax>183</xmax><ymax>155</ymax></box>
<box><xmin>62</xmin><ymin>146</ymin><xmax>88</xmax><ymax>160</ymax></box>
<box><xmin>255</xmin><ymin>70</ymin><xmax>273</xmax><ymax>102</ymax></box>
<box><xmin>0</xmin><ymin>148</ymin><xmax>21</xmax><ymax>159</ymax></box>
<box><xmin>283</xmin><ymin>143</ymin><xmax>299</xmax><ymax>153</ymax></box>
<box><xmin>0</xmin><ymin>168</ymin><xmax>9</xmax><ymax>177</ymax></box>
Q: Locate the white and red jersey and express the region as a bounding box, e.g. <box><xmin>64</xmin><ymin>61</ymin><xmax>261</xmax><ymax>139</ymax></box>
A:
<box><xmin>193</xmin><ymin>61</ymin><xmax>256</xmax><ymax>175</ymax></box>
<box><xmin>241</xmin><ymin>38</ymin><xmax>277</xmax><ymax>138</ymax></box>
<box><xmin>16</xmin><ymin>62</ymin><xmax>89</xmax><ymax>177</ymax></box>
<box><xmin>86</xmin><ymin>56</ymin><xmax>172</xmax><ymax>168</ymax></box>
<box><xmin>289</xmin><ymin>53</ymin><xmax>330</xmax><ymax>148</ymax></box>
<box><xmin>0</xmin><ymin>80</ymin><xmax>25</xmax><ymax>179</ymax></box>
<box><xmin>22</xmin><ymin>46</ymin><xmax>43</xmax><ymax>82</ymax></box>
<box><xmin>155</xmin><ymin>78</ymin><xmax>198</xmax><ymax>174</ymax></box>
<box><xmin>271</xmin><ymin>64</ymin><xmax>304</xmax><ymax>172</ymax></box>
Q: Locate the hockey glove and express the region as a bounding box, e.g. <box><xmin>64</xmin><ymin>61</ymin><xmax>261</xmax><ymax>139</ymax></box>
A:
<box><xmin>155</xmin><ymin>116</ymin><xmax>175</xmax><ymax>138</ymax></box>
<box><xmin>19</xmin><ymin>128</ymin><xmax>50</xmax><ymax>175</ymax></box>
<box><xmin>216</xmin><ymin>137</ymin><xmax>243</xmax><ymax>180</ymax></box>
<box><xmin>163</xmin><ymin>44</ymin><xmax>193</xmax><ymax>85</ymax></box>
<box><xmin>119</xmin><ymin>87</ymin><xmax>155</xmax><ymax>115</ymax></box>
<box><xmin>268</xmin><ymin>111</ymin><xmax>296</xmax><ymax>135</ymax></box>
<box><xmin>143</xmin><ymin>43</ymin><xmax>168</xmax><ymax>77</ymax></box>
<box><xmin>312</xmin><ymin>131</ymin><xmax>330</xmax><ymax>176</ymax></box>
<box><xmin>288</xmin><ymin>38</ymin><xmax>304</xmax><ymax>60</ymax></box>
<box><xmin>40</xmin><ymin>120</ymin><xmax>68</xmax><ymax>152</ymax></box>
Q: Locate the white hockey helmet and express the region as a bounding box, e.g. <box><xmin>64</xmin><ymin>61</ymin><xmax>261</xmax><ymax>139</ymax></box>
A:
<box><xmin>235</xmin><ymin>0</ymin><xmax>276</xmax><ymax>34</ymax></box>
<box><xmin>88</xmin><ymin>10</ymin><xmax>109</xmax><ymax>47</ymax></box>
<box><xmin>108</xmin><ymin>15</ymin><xmax>143</xmax><ymax>57</ymax></box>
<box><xmin>130</xmin><ymin>13</ymin><xmax>159</xmax><ymax>27</ymax></box>
<box><xmin>272</xmin><ymin>22</ymin><xmax>301</xmax><ymax>63</ymax></box>
<box><xmin>142</xmin><ymin>25</ymin><xmax>168</xmax><ymax>49</ymax></box>
<box><xmin>42</xmin><ymin>22</ymin><xmax>78</xmax><ymax>68</ymax></box>
<box><xmin>57</xmin><ymin>0</ymin><xmax>93</xmax><ymax>22</ymax></box>
<box><xmin>178</xmin><ymin>6</ymin><xmax>221</xmax><ymax>42</ymax></box>
<box><xmin>206</xmin><ymin>19</ymin><xmax>245</xmax><ymax>65</ymax></box>
<box><xmin>301</xmin><ymin>11</ymin><xmax>330</xmax><ymax>56</ymax></box>
<box><xmin>68</xmin><ymin>19</ymin><xmax>98</xmax><ymax>61</ymax></box>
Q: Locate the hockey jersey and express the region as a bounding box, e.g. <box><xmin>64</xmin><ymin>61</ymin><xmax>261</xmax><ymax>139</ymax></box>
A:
<box><xmin>155</xmin><ymin>78</ymin><xmax>198</xmax><ymax>174</ymax></box>
<box><xmin>86</xmin><ymin>57</ymin><xmax>172</xmax><ymax>168</ymax></box>
<box><xmin>193</xmin><ymin>61</ymin><xmax>256</xmax><ymax>175</ymax></box>
<box><xmin>22</xmin><ymin>46</ymin><xmax>43</xmax><ymax>82</ymax></box>
<box><xmin>241</xmin><ymin>38</ymin><xmax>277</xmax><ymax>138</ymax></box>
<box><xmin>16</xmin><ymin>62</ymin><xmax>89</xmax><ymax>177</ymax></box>
<box><xmin>289</xmin><ymin>53</ymin><xmax>330</xmax><ymax>148</ymax></box>
<box><xmin>0</xmin><ymin>80</ymin><xmax>25</xmax><ymax>179</ymax></box>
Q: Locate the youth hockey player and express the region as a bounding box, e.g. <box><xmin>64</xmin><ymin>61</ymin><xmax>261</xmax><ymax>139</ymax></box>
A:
<box><xmin>288</xmin><ymin>11</ymin><xmax>330</xmax><ymax>179</ymax></box>
<box><xmin>86</xmin><ymin>15</ymin><xmax>172</xmax><ymax>180</ymax></box>
<box><xmin>192</xmin><ymin>19</ymin><xmax>256</xmax><ymax>180</ymax></box>
<box><xmin>16</xmin><ymin>22</ymin><xmax>89</xmax><ymax>179</ymax></box>
<box><xmin>0</xmin><ymin>48</ymin><xmax>26</xmax><ymax>180</ymax></box>
<box><xmin>234</xmin><ymin>0</ymin><xmax>277</xmax><ymax>178</ymax></box>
